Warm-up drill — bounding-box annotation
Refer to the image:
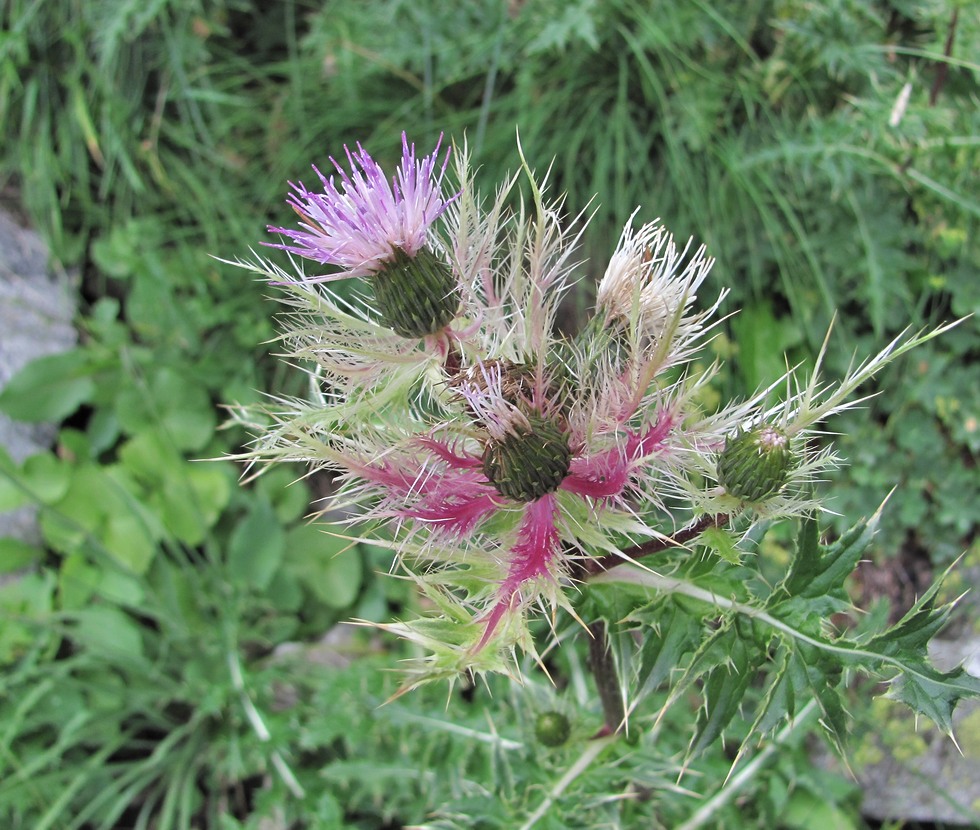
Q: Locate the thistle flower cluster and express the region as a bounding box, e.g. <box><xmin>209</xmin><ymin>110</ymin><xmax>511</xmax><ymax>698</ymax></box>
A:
<box><xmin>230</xmin><ymin>134</ymin><xmax>947</xmax><ymax>688</ymax></box>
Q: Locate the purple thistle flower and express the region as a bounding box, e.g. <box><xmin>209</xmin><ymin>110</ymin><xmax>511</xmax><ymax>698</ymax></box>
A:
<box><xmin>268</xmin><ymin>133</ymin><xmax>455</xmax><ymax>282</ymax></box>
<box><xmin>327</xmin><ymin>355</ymin><xmax>683</xmax><ymax>654</ymax></box>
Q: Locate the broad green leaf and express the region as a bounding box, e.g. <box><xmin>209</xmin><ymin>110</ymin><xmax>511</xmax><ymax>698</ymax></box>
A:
<box><xmin>90</xmin><ymin>217</ymin><xmax>162</xmax><ymax>278</ymax></box>
<box><xmin>115</xmin><ymin>370</ymin><xmax>216</xmax><ymax>451</ymax></box>
<box><xmin>104</xmin><ymin>511</ymin><xmax>157</xmax><ymax>574</ymax></box>
<box><xmin>256</xmin><ymin>465</ymin><xmax>312</xmax><ymax>523</ymax></box>
<box><xmin>0</xmin><ymin>538</ymin><xmax>44</xmax><ymax>573</ymax></box>
<box><xmin>58</xmin><ymin>553</ymin><xmax>101</xmax><ymax>609</ymax></box>
<box><xmin>780</xmin><ymin>788</ymin><xmax>859</xmax><ymax>830</ymax></box>
<box><xmin>228</xmin><ymin>498</ymin><xmax>285</xmax><ymax>589</ymax></box>
<box><xmin>94</xmin><ymin>566</ymin><xmax>145</xmax><ymax>607</ymax></box>
<box><xmin>285</xmin><ymin>523</ymin><xmax>363</xmax><ymax>609</ymax></box>
<box><xmin>39</xmin><ymin>462</ymin><xmax>162</xmax><ymax>559</ymax></box>
<box><xmin>0</xmin><ymin>349</ymin><xmax>97</xmax><ymax>422</ymax></box>
<box><xmin>119</xmin><ymin>430</ymin><xmax>230</xmax><ymax>546</ymax></box>
<box><xmin>0</xmin><ymin>476</ymin><xmax>30</xmax><ymax>513</ymax></box>
<box><xmin>22</xmin><ymin>452</ymin><xmax>70</xmax><ymax>504</ymax></box>
<box><xmin>730</xmin><ymin>301</ymin><xmax>804</xmax><ymax>393</ymax></box>
<box><xmin>71</xmin><ymin>605</ymin><xmax>145</xmax><ymax>663</ymax></box>
<box><xmin>0</xmin><ymin>571</ymin><xmax>55</xmax><ymax>663</ymax></box>
<box><xmin>0</xmin><ymin>445</ymin><xmax>30</xmax><ymax>511</ymax></box>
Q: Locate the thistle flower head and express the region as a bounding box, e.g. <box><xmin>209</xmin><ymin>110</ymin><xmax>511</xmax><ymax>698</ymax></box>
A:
<box><xmin>231</xmin><ymin>136</ymin><xmax>957</xmax><ymax>689</ymax></box>
<box><xmin>595</xmin><ymin>218</ymin><xmax>721</xmax><ymax>372</ymax></box>
<box><xmin>312</xmin><ymin>337</ymin><xmax>692</xmax><ymax>664</ymax></box>
<box><xmin>269</xmin><ymin>133</ymin><xmax>454</xmax><ymax>279</ymax></box>
<box><xmin>267</xmin><ymin>133</ymin><xmax>462</xmax><ymax>339</ymax></box>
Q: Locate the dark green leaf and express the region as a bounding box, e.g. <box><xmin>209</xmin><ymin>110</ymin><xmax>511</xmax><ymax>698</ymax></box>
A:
<box><xmin>284</xmin><ymin>524</ymin><xmax>363</xmax><ymax>609</ymax></box>
<box><xmin>784</xmin><ymin>512</ymin><xmax>877</xmax><ymax>599</ymax></box>
<box><xmin>636</xmin><ymin>602</ymin><xmax>700</xmax><ymax>696</ymax></box>
<box><xmin>0</xmin><ymin>538</ymin><xmax>44</xmax><ymax>573</ymax></box>
<box><xmin>689</xmin><ymin>637</ymin><xmax>754</xmax><ymax>757</ymax></box>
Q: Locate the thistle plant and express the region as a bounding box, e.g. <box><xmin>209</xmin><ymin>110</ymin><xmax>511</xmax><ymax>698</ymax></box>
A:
<box><xmin>230</xmin><ymin>134</ymin><xmax>979</xmax><ymax>764</ymax></box>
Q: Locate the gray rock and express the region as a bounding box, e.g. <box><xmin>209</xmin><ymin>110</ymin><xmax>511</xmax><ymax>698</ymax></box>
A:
<box><xmin>0</xmin><ymin>208</ymin><xmax>78</xmax><ymax>546</ymax></box>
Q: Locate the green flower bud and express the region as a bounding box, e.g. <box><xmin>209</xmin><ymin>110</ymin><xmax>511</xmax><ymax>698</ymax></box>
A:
<box><xmin>534</xmin><ymin>710</ymin><xmax>571</xmax><ymax>747</ymax></box>
<box><xmin>717</xmin><ymin>425</ymin><xmax>794</xmax><ymax>503</ymax></box>
<box><xmin>482</xmin><ymin>413</ymin><xmax>572</xmax><ymax>503</ymax></box>
<box><xmin>372</xmin><ymin>247</ymin><xmax>460</xmax><ymax>338</ymax></box>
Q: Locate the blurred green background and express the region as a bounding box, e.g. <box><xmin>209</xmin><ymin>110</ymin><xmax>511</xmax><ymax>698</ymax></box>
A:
<box><xmin>0</xmin><ymin>1</ymin><xmax>977</xmax><ymax>827</ymax></box>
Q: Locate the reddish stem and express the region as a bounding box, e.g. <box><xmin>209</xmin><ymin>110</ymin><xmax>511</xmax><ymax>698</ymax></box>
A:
<box><xmin>580</xmin><ymin>513</ymin><xmax>730</xmax><ymax>578</ymax></box>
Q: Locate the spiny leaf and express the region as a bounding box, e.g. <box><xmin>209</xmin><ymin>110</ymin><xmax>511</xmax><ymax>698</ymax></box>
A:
<box><xmin>885</xmin><ymin>666</ymin><xmax>980</xmax><ymax>737</ymax></box>
<box><xmin>699</xmin><ymin>525</ymin><xmax>742</xmax><ymax>564</ymax></box>
<box><xmin>635</xmin><ymin>601</ymin><xmax>701</xmax><ymax>697</ymax></box>
<box><xmin>863</xmin><ymin>569</ymin><xmax>954</xmax><ymax>655</ymax></box>
<box><xmin>747</xmin><ymin>646</ymin><xmax>806</xmax><ymax>738</ymax></box>
<box><xmin>783</xmin><ymin>511</ymin><xmax>877</xmax><ymax>599</ymax></box>
<box><xmin>689</xmin><ymin>637</ymin><xmax>755</xmax><ymax>757</ymax></box>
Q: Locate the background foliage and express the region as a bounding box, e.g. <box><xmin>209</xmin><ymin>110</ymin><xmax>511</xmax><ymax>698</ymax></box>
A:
<box><xmin>0</xmin><ymin>0</ymin><xmax>977</xmax><ymax>827</ymax></box>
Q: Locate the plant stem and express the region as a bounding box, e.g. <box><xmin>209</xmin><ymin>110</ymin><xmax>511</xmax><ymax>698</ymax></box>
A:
<box><xmin>581</xmin><ymin>514</ymin><xmax>729</xmax><ymax>577</ymax></box>
<box><xmin>587</xmin><ymin>620</ymin><xmax>626</xmax><ymax>737</ymax></box>
<box><xmin>227</xmin><ymin>650</ymin><xmax>307</xmax><ymax>800</ymax></box>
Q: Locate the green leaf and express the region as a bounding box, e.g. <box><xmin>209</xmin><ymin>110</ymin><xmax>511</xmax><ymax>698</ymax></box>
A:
<box><xmin>636</xmin><ymin>602</ymin><xmax>700</xmax><ymax>696</ymax></box>
<box><xmin>103</xmin><ymin>510</ymin><xmax>157</xmax><ymax>574</ymax></box>
<box><xmin>39</xmin><ymin>462</ymin><xmax>163</xmax><ymax>564</ymax></box>
<box><xmin>256</xmin><ymin>466</ymin><xmax>312</xmax><ymax>523</ymax></box>
<box><xmin>885</xmin><ymin>665</ymin><xmax>980</xmax><ymax>737</ymax></box>
<box><xmin>71</xmin><ymin>605</ymin><xmax>145</xmax><ymax>663</ymax></box>
<box><xmin>228</xmin><ymin>498</ymin><xmax>285</xmax><ymax>589</ymax></box>
<box><xmin>730</xmin><ymin>301</ymin><xmax>805</xmax><ymax>392</ymax></box>
<box><xmin>58</xmin><ymin>553</ymin><xmax>101</xmax><ymax>609</ymax></box>
<box><xmin>0</xmin><ymin>571</ymin><xmax>55</xmax><ymax>663</ymax></box>
<box><xmin>699</xmin><ymin>525</ymin><xmax>742</xmax><ymax>564</ymax></box>
<box><xmin>114</xmin><ymin>367</ymin><xmax>216</xmax><ymax>451</ymax></box>
<box><xmin>0</xmin><ymin>538</ymin><xmax>44</xmax><ymax>573</ymax></box>
<box><xmin>285</xmin><ymin>523</ymin><xmax>363</xmax><ymax>609</ymax></box>
<box><xmin>0</xmin><ymin>469</ymin><xmax>30</xmax><ymax>513</ymax></box>
<box><xmin>0</xmin><ymin>450</ymin><xmax>68</xmax><ymax>511</ymax></box>
<box><xmin>21</xmin><ymin>452</ymin><xmax>70</xmax><ymax>504</ymax></box>
<box><xmin>784</xmin><ymin>511</ymin><xmax>876</xmax><ymax>599</ymax></box>
<box><xmin>690</xmin><ymin>636</ymin><xmax>754</xmax><ymax>756</ymax></box>
<box><xmin>746</xmin><ymin>647</ymin><xmax>804</xmax><ymax>739</ymax></box>
<box><xmin>0</xmin><ymin>349</ymin><xmax>97</xmax><ymax>422</ymax></box>
<box><xmin>780</xmin><ymin>787</ymin><xmax>860</xmax><ymax>830</ymax></box>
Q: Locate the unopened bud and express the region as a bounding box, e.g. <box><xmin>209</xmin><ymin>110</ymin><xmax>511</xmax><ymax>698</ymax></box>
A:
<box><xmin>535</xmin><ymin>710</ymin><xmax>571</xmax><ymax>747</ymax></box>
<box><xmin>717</xmin><ymin>425</ymin><xmax>794</xmax><ymax>503</ymax></box>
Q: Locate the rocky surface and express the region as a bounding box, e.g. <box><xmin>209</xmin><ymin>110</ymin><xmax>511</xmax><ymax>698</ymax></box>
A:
<box><xmin>0</xmin><ymin>208</ymin><xmax>78</xmax><ymax>545</ymax></box>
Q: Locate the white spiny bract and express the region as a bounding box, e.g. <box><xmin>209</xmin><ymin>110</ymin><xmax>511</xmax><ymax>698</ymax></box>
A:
<box><xmin>231</xmin><ymin>135</ymin><xmax>951</xmax><ymax>689</ymax></box>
